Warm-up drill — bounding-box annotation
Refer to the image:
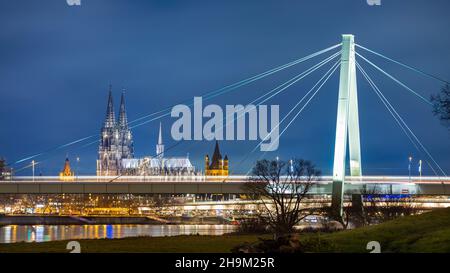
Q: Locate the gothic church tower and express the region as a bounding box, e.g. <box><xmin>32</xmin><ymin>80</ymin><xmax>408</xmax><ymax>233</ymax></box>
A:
<box><xmin>97</xmin><ymin>86</ymin><xmax>134</xmax><ymax>176</ymax></box>
<box><xmin>156</xmin><ymin>122</ymin><xmax>164</xmax><ymax>158</ymax></box>
<box><xmin>118</xmin><ymin>91</ymin><xmax>134</xmax><ymax>159</ymax></box>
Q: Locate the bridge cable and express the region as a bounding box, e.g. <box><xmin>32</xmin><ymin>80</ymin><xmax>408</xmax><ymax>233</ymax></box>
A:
<box><xmin>253</xmin><ymin>61</ymin><xmax>341</xmax><ymax>153</ymax></box>
<box><xmin>357</xmin><ymin>61</ymin><xmax>446</xmax><ymax>177</ymax></box>
<box><xmin>356</xmin><ymin>61</ymin><xmax>447</xmax><ymax>177</ymax></box>
<box><xmin>14</xmin><ymin>47</ymin><xmax>342</xmax><ymax>174</ymax></box>
<box><xmin>355</xmin><ymin>44</ymin><xmax>450</xmax><ymax>85</ymax></box>
<box><xmin>11</xmin><ymin>44</ymin><xmax>342</xmax><ymax>166</ymax></box>
<box><xmin>20</xmin><ymin>51</ymin><xmax>341</xmax><ymax>173</ymax></box>
<box><xmin>128</xmin><ymin>49</ymin><xmax>342</xmax><ymax>129</ymax></box>
<box><xmin>209</xmin><ymin>51</ymin><xmax>341</xmax><ymax>138</ymax></box>
<box><xmin>244</xmin><ymin>61</ymin><xmax>341</xmax><ymax>176</ymax></box>
<box><xmin>146</xmin><ymin>52</ymin><xmax>341</xmax><ymax>178</ymax></box>
<box><xmin>129</xmin><ymin>52</ymin><xmax>342</xmax><ymax>131</ymax></box>
<box><xmin>169</xmin><ymin>52</ymin><xmax>341</xmax><ymax>172</ymax></box>
<box><xmin>356</xmin><ymin>61</ymin><xmax>440</xmax><ymax>178</ymax></box>
<box><xmin>356</xmin><ymin>52</ymin><xmax>433</xmax><ymax>106</ymax></box>
<box><xmin>234</xmin><ymin>60</ymin><xmax>340</xmax><ymax>177</ymax></box>
<box><xmin>129</xmin><ymin>43</ymin><xmax>342</xmax><ymax>125</ymax></box>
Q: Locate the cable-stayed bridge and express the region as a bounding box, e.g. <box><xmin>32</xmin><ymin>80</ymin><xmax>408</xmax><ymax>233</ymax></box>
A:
<box><xmin>4</xmin><ymin>34</ymin><xmax>449</xmax><ymax>215</ymax></box>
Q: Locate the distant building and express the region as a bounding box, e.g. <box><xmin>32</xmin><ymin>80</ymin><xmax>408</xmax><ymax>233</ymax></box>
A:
<box><xmin>205</xmin><ymin>141</ymin><xmax>229</xmax><ymax>176</ymax></box>
<box><xmin>96</xmin><ymin>87</ymin><xmax>134</xmax><ymax>176</ymax></box>
<box><xmin>0</xmin><ymin>158</ymin><xmax>13</xmax><ymax>180</ymax></box>
<box><xmin>59</xmin><ymin>158</ymin><xmax>74</xmax><ymax>181</ymax></box>
<box><xmin>121</xmin><ymin>122</ymin><xmax>195</xmax><ymax>176</ymax></box>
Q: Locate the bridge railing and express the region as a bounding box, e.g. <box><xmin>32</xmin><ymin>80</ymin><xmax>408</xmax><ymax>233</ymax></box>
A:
<box><xmin>4</xmin><ymin>175</ymin><xmax>248</xmax><ymax>183</ymax></box>
<box><xmin>4</xmin><ymin>175</ymin><xmax>449</xmax><ymax>184</ymax></box>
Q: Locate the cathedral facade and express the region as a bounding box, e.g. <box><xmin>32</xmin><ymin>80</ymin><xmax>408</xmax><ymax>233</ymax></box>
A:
<box><xmin>96</xmin><ymin>87</ymin><xmax>194</xmax><ymax>176</ymax></box>
<box><xmin>120</xmin><ymin>122</ymin><xmax>195</xmax><ymax>176</ymax></box>
<box><xmin>96</xmin><ymin>87</ymin><xmax>134</xmax><ymax>176</ymax></box>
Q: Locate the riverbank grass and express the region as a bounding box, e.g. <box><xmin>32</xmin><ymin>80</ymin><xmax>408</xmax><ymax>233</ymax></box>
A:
<box><xmin>0</xmin><ymin>234</ymin><xmax>270</xmax><ymax>253</ymax></box>
<box><xmin>316</xmin><ymin>207</ymin><xmax>450</xmax><ymax>253</ymax></box>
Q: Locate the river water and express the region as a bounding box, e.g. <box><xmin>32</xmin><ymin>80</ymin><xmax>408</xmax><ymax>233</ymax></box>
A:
<box><xmin>0</xmin><ymin>224</ymin><xmax>237</xmax><ymax>243</ymax></box>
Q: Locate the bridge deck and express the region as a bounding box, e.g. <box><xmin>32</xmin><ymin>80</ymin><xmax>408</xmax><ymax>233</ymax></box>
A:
<box><xmin>0</xmin><ymin>176</ymin><xmax>448</xmax><ymax>195</ymax></box>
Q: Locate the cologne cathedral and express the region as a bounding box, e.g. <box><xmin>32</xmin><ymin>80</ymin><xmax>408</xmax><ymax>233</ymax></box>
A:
<box><xmin>96</xmin><ymin>87</ymin><xmax>195</xmax><ymax>176</ymax></box>
<box><xmin>96</xmin><ymin>87</ymin><xmax>134</xmax><ymax>176</ymax></box>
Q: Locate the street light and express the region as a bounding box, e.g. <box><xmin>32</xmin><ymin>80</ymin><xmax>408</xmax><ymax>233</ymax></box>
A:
<box><xmin>31</xmin><ymin>160</ymin><xmax>35</xmax><ymax>182</ymax></box>
<box><xmin>418</xmin><ymin>159</ymin><xmax>422</xmax><ymax>180</ymax></box>
<box><xmin>408</xmin><ymin>156</ymin><xmax>413</xmax><ymax>182</ymax></box>
<box><xmin>76</xmin><ymin>157</ymin><xmax>80</xmax><ymax>180</ymax></box>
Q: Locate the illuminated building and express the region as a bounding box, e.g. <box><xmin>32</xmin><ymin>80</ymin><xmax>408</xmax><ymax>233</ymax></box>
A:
<box><xmin>205</xmin><ymin>141</ymin><xmax>228</xmax><ymax>176</ymax></box>
<box><xmin>0</xmin><ymin>158</ymin><xmax>13</xmax><ymax>180</ymax></box>
<box><xmin>59</xmin><ymin>158</ymin><xmax>75</xmax><ymax>181</ymax></box>
<box><xmin>96</xmin><ymin>89</ymin><xmax>194</xmax><ymax>176</ymax></box>
<box><xmin>96</xmin><ymin>87</ymin><xmax>134</xmax><ymax>175</ymax></box>
<box><xmin>121</xmin><ymin>122</ymin><xmax>195</xmax><ymax>175</ymax></box>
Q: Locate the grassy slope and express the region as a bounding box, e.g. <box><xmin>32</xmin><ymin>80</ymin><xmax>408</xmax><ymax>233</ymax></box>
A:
<box><xmin>317</xmin><ymin>207</ymin><xmax>450</xmax><ymax>253</ymax></box>
<box><xmin>1</xmin><ymin>208</ymin><xmax>449</xmax><ymax>253</ymax></box>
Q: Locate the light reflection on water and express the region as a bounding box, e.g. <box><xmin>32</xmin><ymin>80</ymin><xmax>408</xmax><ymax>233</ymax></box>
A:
<box><xmin>0</xmin><ymin>224</ymin><xmax>236</xmax><ymax>243</ymax></box>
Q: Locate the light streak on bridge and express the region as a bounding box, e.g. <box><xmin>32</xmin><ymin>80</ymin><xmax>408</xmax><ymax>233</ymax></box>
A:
<box><xmin>4</xmin><ymin>175</ymin><xmax>450</xmax><ymax>183</ymax></box>
<box><xmin>0</xmin><ymin>175</ymin><xmax>449</xmax><ymax>195</ymax></box>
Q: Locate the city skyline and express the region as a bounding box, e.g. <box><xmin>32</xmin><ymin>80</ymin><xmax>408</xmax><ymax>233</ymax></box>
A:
<box><xmin>1</xmin><ymin>0</ymin><xmax>450</xmax><ymax>176</ymax></box>
<box><xmin>1</xmin><ymin>1</ymin><xmax>450</xmax><ymax>258</ymax></box>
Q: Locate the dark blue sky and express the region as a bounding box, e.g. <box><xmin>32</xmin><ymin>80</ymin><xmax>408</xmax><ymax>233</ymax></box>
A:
<box><xmin>0</xmin><ymin>0</ymin><xmax>449</xmax><ymax>176</ymax></box>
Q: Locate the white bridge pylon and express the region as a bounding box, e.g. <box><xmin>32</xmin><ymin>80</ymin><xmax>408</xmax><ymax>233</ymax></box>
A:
<box><xmin>331</xmin><ymin>34</ymin><xmax>362</xmax><ymax>217</ymax></box>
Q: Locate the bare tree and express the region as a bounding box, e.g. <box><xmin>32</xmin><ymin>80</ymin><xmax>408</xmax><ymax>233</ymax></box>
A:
<box><xmin>431</xmin><ymin>84</ymin><xmax>450</xmax><ymax>128</ymax></box>
<box><xmin>244</xmin><ymin>159</ymin><xmax>321</xmax><ymax>238</ymax></box>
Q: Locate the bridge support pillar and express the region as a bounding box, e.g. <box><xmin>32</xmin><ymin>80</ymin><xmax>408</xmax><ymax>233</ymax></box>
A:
<box><xmin>331</xmin><ymin>34</ymin><xmax>362</xmax><ymax>219</ymax></box>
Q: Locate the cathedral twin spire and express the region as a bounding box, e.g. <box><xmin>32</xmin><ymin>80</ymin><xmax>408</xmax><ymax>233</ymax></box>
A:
<box><xmin>104</xmin><ymin>85</ymin><xmax>129</xmax><ymax>129</ymax></box>
<box><xmin>97</xmin><ymin>87</ymin><xmax>200</xmax><ymax>176</ymax></box>
<box><xmin>98</xmin><ymin>86</ymin><xmax>134</xmax><ymax>175</ymax></box>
